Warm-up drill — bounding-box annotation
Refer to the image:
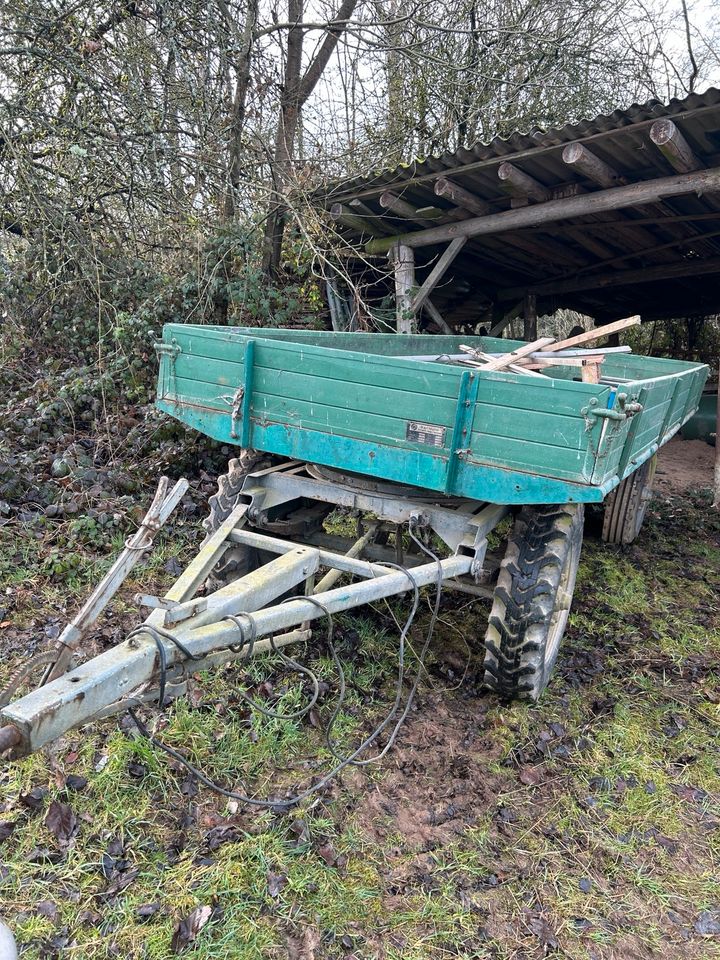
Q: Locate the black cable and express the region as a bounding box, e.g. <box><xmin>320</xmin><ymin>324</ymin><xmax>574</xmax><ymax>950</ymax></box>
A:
<box><xmin>125</xmin><ymin>524</ymin><xmax>444</xmax><ymax>809</ymax></box>
<box><xmin>126</xmin><ymin>623</ymin><xmax>204</xmax><ymax>709</ymax></box>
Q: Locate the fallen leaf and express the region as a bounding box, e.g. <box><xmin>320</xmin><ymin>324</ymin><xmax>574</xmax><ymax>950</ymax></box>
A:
<box><xmin>171</xmin><ymin>905</ymin><xmax>212</xmax><ymax>952</ymax></box>
<box><xmin>35</xmin><ymin>900</ymin><xmax>59</xmax><ymax>922</ymax></box>
<box><xmin>695</xmin><ymin>911</ymin><xmax>720</xmax><ymax>936</ymax></box>
<box><xmin>204</xmin><ymin>823</ymin><xmax>240</xmax><ymax>851</ymax></box>
<box><xmin>519</xmin><ymin>766</ymin><xmax>542</xmax><ymax>786</ymax></box>
<box><xmin>64</xmin><ymin>774</ymin><xmax>87</xmax><ymax>792</ymax></box>
<box><xmin>528</xmin><ymin>914</ymin><xmax>559</xmax><ymax>949</ymax></box>
<box><xmin>19</xmin><ymin>787</ymin><xmax>48</xmax><ymax>811</ymax></box>
<box><xmin>0</xmin><ymin>821</ymin><xmax>16</xmax><ymax>843</ymax></box>
<box><xmin>136</xmin><ymin>902</ymin><xmax>161</xmax><ymax>921</ymax></box>
<box><xmin>98</xmin><ymin>867</ymin><xmax>140</xmax><ymax>901</ymax></box>
<box><xmin>267</xmin><ymin>870</ymin><xmax>287</xmax><ymax>898</ymax></box>
<box><xmin>317</xmin><ymin>843</ymin><xmax>337</xmax><ymax>866</ymax></box>
<box><xmin>44</xmin><ymin>800</ymin><xmax>77</xmax><ymax>842</ymax></box>
<box><xmin>289</xmin><ymin>819</ymin><xmax>309</xmax><ymax>844</ymax></box>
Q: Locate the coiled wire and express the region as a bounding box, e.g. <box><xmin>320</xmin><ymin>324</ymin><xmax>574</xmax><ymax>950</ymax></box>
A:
<box><xmin>127</xmin><ymin>517</ymin><xmax>444</xmax><ymax>809</ymax></box>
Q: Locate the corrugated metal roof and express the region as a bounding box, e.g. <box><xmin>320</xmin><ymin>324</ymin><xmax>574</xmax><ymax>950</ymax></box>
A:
<box><xmin>324</xmin><ymin>87</ymin><xmax>720</xmax><ymax>202</ymax></box>
<box><xmin>316</xmin><ymin>88</ymin><xmax>720</xmax><ymax>324</ymax></box>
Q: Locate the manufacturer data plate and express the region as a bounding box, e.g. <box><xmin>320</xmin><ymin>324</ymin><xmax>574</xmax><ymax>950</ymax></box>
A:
<box><xmin>406</xmin><ymin>421</ymin><xmax>446</xmax><ymax>447</ymax></box>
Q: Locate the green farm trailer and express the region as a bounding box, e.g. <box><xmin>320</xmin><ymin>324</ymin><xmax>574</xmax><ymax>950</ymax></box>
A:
<box><xmin>0</xmin><ymin>326</ymin><xmax>708</xmax><ymax>767</ymax></box>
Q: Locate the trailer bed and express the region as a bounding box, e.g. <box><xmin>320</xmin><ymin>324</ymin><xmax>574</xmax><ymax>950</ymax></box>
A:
<box><xmin>155</xmin><ymin>326</ymin><xmax>708</xmax><ymax>504</ymax></box>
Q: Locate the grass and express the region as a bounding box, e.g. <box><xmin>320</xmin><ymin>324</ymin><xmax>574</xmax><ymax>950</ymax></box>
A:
<box><xmin>1</xmin><ymin>487</ymin><xmax>719</xmax><ymax>958</ymax></box>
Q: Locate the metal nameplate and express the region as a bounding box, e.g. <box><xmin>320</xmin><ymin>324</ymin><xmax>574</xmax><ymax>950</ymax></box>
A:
<box><xmin>406</xmin><ymin>421</ymin><xmax>446</xmax><ymax>447</ymax></box>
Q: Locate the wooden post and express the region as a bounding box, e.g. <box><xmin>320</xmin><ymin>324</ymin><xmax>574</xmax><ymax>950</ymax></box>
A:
<box><xmin>389</xmin><ymin>242</ymin><xmax>416</xmax><ymax>334</ymax></box>
<box><xmin>523</xmin><ymin>293</ymin><xmax>537</xmax><ymax>341</ymax></box>
<box><xmin>714</xmin><ymin>364</ymin><xmax>720</xmax><ymax>509</ymax></box>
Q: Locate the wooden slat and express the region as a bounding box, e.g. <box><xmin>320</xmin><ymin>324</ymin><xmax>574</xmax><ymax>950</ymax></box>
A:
<box><xmin>463</xmin><ymin>337</ymin><xmax>554</xmax><ymax>371</ymax></box>
<box><xmin>541</xmin><ymin>316</ymin><xmax>640</xmax><ymax>353</ymax></box>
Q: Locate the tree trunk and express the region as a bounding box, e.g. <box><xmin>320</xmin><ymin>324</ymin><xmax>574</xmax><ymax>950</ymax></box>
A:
<box><xmin>262</xmin><ymin>0</ymin><xmax>304</xmax><ymax>277</ymax></box>
<box><xmin>262</xmin><ymin>0</ymin><xmax>359</xmax><ymax>278</ymax></box>
<box><xmin>221</xmin><ymin>0</ymin><xmax>259</xmax><ymax>221</ymax></box>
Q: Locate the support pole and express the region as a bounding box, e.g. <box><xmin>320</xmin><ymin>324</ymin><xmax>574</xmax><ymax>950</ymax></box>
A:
<box><xmin>434</xmin><ymin>177</ymin><xmax>490</xmax><ymax>216</ymax></box>
<box><xmin>410</xmin><ymin>237</ymin><xmax>467</xmax><ymax>312</ymax></box>
<box><xmin>389</xmin><ymin>242</ymin><xmax>416</xmax><ymax>334</ymax></box>
<box><xmin>423</xmin><ymin>298</ymin><xmax>454</xmax><ymax>334</ymax></box>
<box><xmin>379</xmin><ymin>191</ymin><xmax>445</xmax><ymax>223</ymax></box>
<box><xmin>488</xmin><ymin>301</ymin><xmax>523</xmax><ymax>337</ymax></box>
<box><xmin>523</xmin><ymin>293</ymin><xmax>538</xmax><ymax>341</ymax></box>
<box><xmin>562</xmin><ymin>143</ymin><xmax>622</xmax><ymax>187</ymax></box>
<box><xmin>330</xmin><ymin>203</ymin><xmax>387</xmax><ymax>238</ymax></box>
<box><xmin>497</xmin><ymin>162</ymin><xmax>551</xmax><ymax>202</ymax></box>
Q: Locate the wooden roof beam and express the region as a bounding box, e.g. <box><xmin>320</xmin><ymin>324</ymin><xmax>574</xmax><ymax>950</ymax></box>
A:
<box><xmin>562</xmin><ymin>142</ymin><xmax>624</xmax><ymax>188</ymax></box>
<box><xmin>434</xmin><ymin>177</ymin><xmax>491</xmax><ymax>216</ymax></box>
<box><xmin>498</xmin><ymin>254</ymin><xmax>720</xmax><ymax>299</ymax></box>
<box><xmin>650</xmin><ymin>119</ymin><xmax>702</xmax><ymax>173</ymax></box>
<box><xmin>497</xmin><ymin>162</ymin><xmax>551</xmax><ymax>202</ymax></box>
<box><xmin>379</xmin><ymin>191</ymin><xmax>448</xmax><ymax>224</ymax></box>
<box><xmin>330</xmin><ymin>203</ymin><xmax>390</xmax><ymax>237</ymax></box>
<box><xmin>365</xmin><ymin>166</ymin><xmax>720</xmax><ymax>254</ymax></box>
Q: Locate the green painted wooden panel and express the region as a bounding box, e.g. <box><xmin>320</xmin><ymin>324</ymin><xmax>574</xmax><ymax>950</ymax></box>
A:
<box><xmin>467</xmin><ymin>433</ymin><xmax>592</xmax><ymax>481</ymax></box>
<box><xmin>627</xmin><ymin>377</ymin><xmax>690</xmax><ymax>459</ymax></box>
<box><xmin>171</xmin><ymin>357</ymin><xmax>460</xmax><ymax>423</ymax></box>
<box><xmin>470</xmin><ymin>405</ymin><xmax>590</xmax><ymax>449</ymax></box>
<box><xmin>169</xmin><ymin>330</ymin><xmax>465</xmax><ymax>399</ymax></box>
<box><xmin>156</xmin><ymin>324</ymin><xmax>709</xmax><ymax>504</ymax></box>
<box><xmin>167</xmin><ymin>324</ymin><xmax>703</xmax><ymax>380</ymax></box>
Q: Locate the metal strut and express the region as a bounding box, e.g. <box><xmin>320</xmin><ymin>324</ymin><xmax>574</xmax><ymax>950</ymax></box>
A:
<box><xmin>1</xmin><ymin>466</ymin><xmax>507</xmax><ymax>758</ymax></box>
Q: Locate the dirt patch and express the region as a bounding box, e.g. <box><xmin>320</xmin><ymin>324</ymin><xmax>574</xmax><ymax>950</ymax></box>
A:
<box><xmin>352</xmin><ymin>691</ymin><xmax>503</xmax><ymax>853</ymax></box>
<box><xmin>654</xmin><ymin>436</ymin><xmax>715</xmax><ymax>496</ymax></box>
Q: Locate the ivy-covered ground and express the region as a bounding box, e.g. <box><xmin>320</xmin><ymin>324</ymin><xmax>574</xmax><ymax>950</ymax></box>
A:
<box><xmin>1</xmin><ymin>344</ymin><xmax>719</xmax><ymax>959</ymax></box>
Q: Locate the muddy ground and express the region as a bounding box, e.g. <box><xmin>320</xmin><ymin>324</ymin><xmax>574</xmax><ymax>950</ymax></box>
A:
<box><xmin>1</xmin><ymin>432</ymin><xmax>719</xmax><ymax>960</ymax></box>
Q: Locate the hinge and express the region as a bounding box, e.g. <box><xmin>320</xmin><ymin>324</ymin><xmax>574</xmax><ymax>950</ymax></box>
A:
<box><xmin>154</xmin><ymin>339</ymin><xmax>182</xmax><ymax>359</ymax></box>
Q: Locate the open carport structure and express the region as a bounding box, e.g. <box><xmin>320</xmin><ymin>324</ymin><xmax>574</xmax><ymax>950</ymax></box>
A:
<box><xmin>320</xmin><ymin>88</ymin><xmax>720</xmax><ymax>336</ymax></box>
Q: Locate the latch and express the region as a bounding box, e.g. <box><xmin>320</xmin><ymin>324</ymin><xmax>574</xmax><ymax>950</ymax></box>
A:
<box><xmin>230</xmin><ymin>385</ymin><xmax>245</xmax><ymax>439</ymax></box>
<box><xmin>581</xmin><ymin>393</ymin><xmax>643</xmax><ymax>426</ymax></box>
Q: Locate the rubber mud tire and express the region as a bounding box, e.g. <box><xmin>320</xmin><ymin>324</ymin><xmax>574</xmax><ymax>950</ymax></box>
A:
<box><xmin>483</xmin><ymin>503</ymin><xmax>584</xmax><ymax>701</ymax></box>
<box><xmin>202</xmin><ymin>449</ymin><xmax>272</xmax><ymax>590</ymax></box>
<box><xmin>601</xmin><ymin>455</ymin><xmax>656</xmax><ymax>545</ymax></box>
